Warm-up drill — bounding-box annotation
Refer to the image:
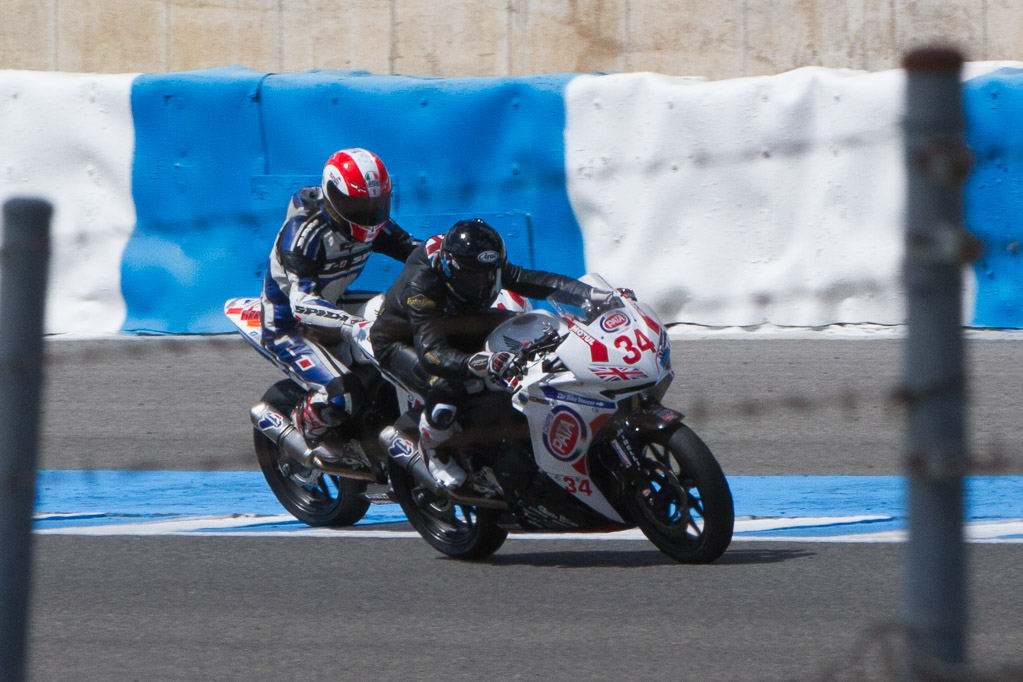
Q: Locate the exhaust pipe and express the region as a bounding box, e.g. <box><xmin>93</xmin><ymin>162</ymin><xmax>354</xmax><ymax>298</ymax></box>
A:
<box><xmin>378</xmin><ymin>426</ymin><xmax>441</xmax><ymax>494</ymax></box>
<box><xmin>250</xmin><ymin>402</ymin><xmax>376</xmax><ymax>481</ymax></box>
<box><xmin>377</xmin><ymin>427</ymin><xmax>510</xmax><ymax>510</ymax></box>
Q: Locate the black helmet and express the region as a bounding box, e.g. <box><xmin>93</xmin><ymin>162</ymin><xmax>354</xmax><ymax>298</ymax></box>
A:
<box><xmin>439</xmin><ymin>219</ymin><xmax>507</xmax><ymax>306</ymax></box>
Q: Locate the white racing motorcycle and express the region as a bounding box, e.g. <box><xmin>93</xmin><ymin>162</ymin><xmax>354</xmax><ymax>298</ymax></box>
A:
<box><xmin>226</xmin><ymin>275</ymin><xmax>734</xmax><ymax>564</ymax></box>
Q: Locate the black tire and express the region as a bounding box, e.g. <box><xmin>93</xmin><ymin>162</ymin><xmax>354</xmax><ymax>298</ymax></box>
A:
<box><xmin>624</xmin><ymin>425</ymin><xmax>734</xmax><ymax>563</ymax></box>
<box><xmin>253</xmin><ymin>379</ymin><xmax>370</xmax><ymax>527</ymax></box>
<box><xmin>387</xmin><ymin>459</ymin><xmax>508</xmax><ymax>560</ymax></box>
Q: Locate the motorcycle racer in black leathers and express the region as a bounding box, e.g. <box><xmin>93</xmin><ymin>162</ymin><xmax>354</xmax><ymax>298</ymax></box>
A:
<box><xmin>261</xmin><ymin>148</ymin><xmax>418</xmax><ymax>450</ymax></box>
<box><xmin>371</xmin><ymin>218</ymin><xmax>608</xmax><ymax>487</ymax></box>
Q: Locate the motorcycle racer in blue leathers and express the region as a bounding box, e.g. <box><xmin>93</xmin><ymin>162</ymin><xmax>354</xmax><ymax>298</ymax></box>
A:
<box><xmin>261</xmin><ymin>148</ymin><xmax>418</xmax><ymax>449</ymax></box>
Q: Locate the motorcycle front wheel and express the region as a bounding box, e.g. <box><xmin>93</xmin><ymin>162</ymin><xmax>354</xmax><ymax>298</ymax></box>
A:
<box><xmin>624</xmin><ymin>425</ymin><xmax>734</xmax><ymax>563</ymax></box>
<box><xmin>253</xmin><ymin>379</ymin><xmax>370</xmax><ymax>527</ymax></box>
<box><xmin>388</xmin><ymin>459</ymin><xmax>508</xmax><ymax>560</ymax></box>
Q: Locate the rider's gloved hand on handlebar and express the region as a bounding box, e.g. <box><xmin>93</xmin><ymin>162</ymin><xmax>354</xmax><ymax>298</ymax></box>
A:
<box><xmin>466</xmin><ymin>351</ymin><xmax>521</xmax><ymax>391</ymax></box>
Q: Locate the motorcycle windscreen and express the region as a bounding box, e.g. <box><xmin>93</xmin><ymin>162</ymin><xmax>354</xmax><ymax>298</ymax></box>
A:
<box><xmin>485</xmin><ymin>310</ymin><xmax>565</xmax><ymax>353</ymax></box>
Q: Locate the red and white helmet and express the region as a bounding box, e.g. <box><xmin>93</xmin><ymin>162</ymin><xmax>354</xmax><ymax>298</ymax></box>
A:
<box><xmin>321</xmin><ymin>148</ymin><xmax>392</xmax><ymax>242</ymax></box>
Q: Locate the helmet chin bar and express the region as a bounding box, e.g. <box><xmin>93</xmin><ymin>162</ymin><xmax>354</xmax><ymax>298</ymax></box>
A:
<box><xmin>323</xmin><ymin>202</ymin><xmax>383</xmax><ymax>243</ymax></box>
<box><xmin>444</xmin><ymin>271</ymin><xmax>502</xmax><ymax>306</ymax></box>
<box><xmin>347</xmin><ymin>221</ymin><xmax>384</xmax><ymax>243</ymax></box>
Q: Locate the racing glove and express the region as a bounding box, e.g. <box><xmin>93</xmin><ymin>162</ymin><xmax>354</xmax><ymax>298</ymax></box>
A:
<box><xmin>466</xmin><ymin>351</ymin><xmax>520</xmax><ymax>391</ymax></box>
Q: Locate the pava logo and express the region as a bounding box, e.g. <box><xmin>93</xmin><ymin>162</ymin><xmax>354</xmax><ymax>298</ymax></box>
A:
<box><xmin>599</xmin><ymin>311</ymin><xmax>629</xmax><ymax>333</ymax></box>
<box><xmin>542</xmin><ymin>407</ymin><xmax>586</xmax><ymax>461</ymax></box>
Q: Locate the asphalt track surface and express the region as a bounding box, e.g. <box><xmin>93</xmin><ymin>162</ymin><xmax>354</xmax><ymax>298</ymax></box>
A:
<box><xmin>28</xmin><ymin>336</ymin><xmax>1023</xmax><ymax>681</ymax></box>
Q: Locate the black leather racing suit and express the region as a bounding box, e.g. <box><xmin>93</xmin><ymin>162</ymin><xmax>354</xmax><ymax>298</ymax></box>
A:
<box><xmin>370</xmin><ymin>235</ymin><xmax>593</xmax><ymax>426</ymax></box>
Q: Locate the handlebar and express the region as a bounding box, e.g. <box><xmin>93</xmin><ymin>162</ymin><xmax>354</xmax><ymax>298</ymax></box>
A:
<box><xmin>511</xmin><ymin>325</ymin><xmax>565</xmax><ymax>371</ymax></box>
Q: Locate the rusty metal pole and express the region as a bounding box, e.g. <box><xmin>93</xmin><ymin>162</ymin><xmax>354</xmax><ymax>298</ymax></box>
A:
<box><xmin>0</xmin><ymin>198</ymin><xmax>52</xmax><ymax>682</ymax></box>
<box><xmin>901</xmin><ymin>47</ymin><xmax>974</xmax><ymax>679</ymax></box>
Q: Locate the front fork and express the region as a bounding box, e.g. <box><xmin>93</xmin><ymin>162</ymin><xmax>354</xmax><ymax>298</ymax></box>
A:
<box><xmin>595</xmin><ymin>404</ymin><xmax>686</xmax><ymax>505</ymax></box>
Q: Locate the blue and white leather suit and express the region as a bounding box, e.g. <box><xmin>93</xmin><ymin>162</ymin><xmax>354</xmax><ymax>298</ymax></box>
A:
<box><xmin>260</xmin><ymin>186</ymin><xmax>418</xmax><ymax>417</ymax></box>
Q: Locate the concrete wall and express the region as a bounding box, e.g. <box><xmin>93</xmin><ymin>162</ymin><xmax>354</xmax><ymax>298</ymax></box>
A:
<box><xmin>3</xmin><ymin>1</ymin><xmax>1023</xmax><ymax>80</ymax></box>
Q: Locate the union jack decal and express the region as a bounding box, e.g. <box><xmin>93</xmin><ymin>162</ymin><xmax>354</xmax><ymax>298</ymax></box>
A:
<box><xmin>424</xmin><ymin>235</ymin><xmax>444</xmax><ymax>257</ymax></box>
<box><xmin>591</xmin><ymin>366</ymin><xmax>648</xmax><ymax>381</ymax></box>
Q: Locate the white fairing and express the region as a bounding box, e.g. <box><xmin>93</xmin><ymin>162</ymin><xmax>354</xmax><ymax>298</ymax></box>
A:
<box><xmin>490</xmin><ymin>275</ymin><xmax>675</xmax><ymax>524</ymax></box>
<box><xmin>224</xmin><ymin>297</ymin><xmax>265</xmax><ymax>347</ymax></box>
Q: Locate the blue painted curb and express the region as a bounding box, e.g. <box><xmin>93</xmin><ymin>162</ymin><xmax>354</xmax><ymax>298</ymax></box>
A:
<box><xmin>35</xmin><ymin>471</ymin><xmax>1023</xmax><ymax>526</ymax></box>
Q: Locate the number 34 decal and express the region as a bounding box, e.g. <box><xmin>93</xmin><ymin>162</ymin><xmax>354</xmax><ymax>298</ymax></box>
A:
<box><xmin>614</xmin><ymin>330</ymin><xmax>655</xmax><ymax>364</ymax></box>
<box><xmin>559</xmin><ymin>475</ymin><xmax>593</xmax><ymax>496</ymax></box>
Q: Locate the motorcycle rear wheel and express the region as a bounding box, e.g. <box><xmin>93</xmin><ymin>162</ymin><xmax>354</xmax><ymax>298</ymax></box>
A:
<box><xmin>388</xmin><ymin>459</ymin><xmax>508</xmax><ymax>560</ymax></box>
<box><xmin>625</xmin><ymin>425</ymin><xmax>734</xmax><ymax>563</ymax></box>
<box><xmin>254</xmin><ymin>379</ymin><xmax>370</xmax><ymax>527</ymax></box>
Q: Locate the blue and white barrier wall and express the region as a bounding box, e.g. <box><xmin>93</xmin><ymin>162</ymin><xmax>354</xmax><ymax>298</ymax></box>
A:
<box><xmin>2</xmin><ymin>63</ymin><xmax>1022</xmax><ymax>336</ymax></box>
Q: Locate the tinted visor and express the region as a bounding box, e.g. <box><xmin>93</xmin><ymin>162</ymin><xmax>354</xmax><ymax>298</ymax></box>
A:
<box><xmin>449</xmin><ymin>263</ymin><xmax>502</xmax><ymax>305</ymax></box>
<box><xmin>325</xmin><ymin>183</ymin><xmax>391</xmax><ymax>226</ymax></box>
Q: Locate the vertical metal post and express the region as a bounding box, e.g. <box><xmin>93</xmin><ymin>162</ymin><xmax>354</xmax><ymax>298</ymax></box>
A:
<box><xmin>901</xmin><ymin>48</ymin><xmax>973</xmax><ymax>679</ymax></box>
<box><xmin>0</xmin><ymin>198</ymin><xmax>52</xmax><ymax>682</ymax></box>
